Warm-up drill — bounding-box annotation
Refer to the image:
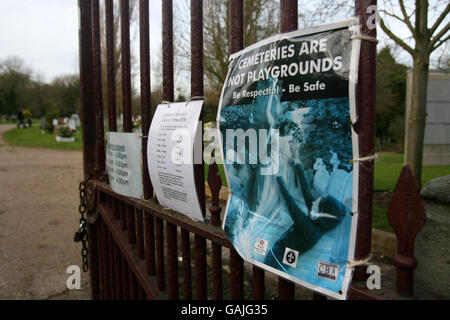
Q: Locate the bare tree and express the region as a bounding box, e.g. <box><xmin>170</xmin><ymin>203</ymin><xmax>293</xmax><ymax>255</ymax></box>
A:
<box><xmin>377</xmin><ymin>0</ymin><xmax>449</xmax><ymax>187</ymax></box>
<box><xmin>174</xmin><ymin>0</ymin><xmax>279</xmax><ymax>94</ymax></box>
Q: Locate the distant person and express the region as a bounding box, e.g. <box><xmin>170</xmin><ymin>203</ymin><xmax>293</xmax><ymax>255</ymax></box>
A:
<box><xmin>25</xmin><ymin>109</ymin><xmax>32</xmax><ymax>128</ymax></box>
<box><xmin>17</xmin><ymin>109</ymin><xmax>26</xmax><ymax>128</ymax></box>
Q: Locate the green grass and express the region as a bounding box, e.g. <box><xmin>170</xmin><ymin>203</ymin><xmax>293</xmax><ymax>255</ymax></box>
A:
<box><xmin>3</xmin><ymin>125</ymin><xmax>82</xmax><ymax>151</ymax></box>
<box><xmin>372</xmin><ymin>206</ymin><xmax>393</xmax><ymax>232</ymax></box>
<box><xmin>374</xmin><ymin>152</ymin><xmax>450</xmax><ymax>190</ymax></box>
<box><xmin>1</xmin><ymin>119</ymin><xmax>41</xmax><ymax>125</ymax></box>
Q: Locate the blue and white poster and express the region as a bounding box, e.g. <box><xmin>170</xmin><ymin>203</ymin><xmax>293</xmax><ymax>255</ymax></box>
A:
<box><xmin>217</xmin><ymin>19</ymin><xmax>362</xmax><ymax>299</ymax></box>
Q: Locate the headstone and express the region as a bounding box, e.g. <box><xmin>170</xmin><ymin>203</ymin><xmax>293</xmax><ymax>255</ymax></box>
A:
<box><xmin>40</xmin><ymin>116</ymin><xmax>46</xmax><ymax>130</ymax></box>
<box><xmin>68</xmin><ymin>119</ymin><xmax>76</xmax><ymax>131</ymax></box>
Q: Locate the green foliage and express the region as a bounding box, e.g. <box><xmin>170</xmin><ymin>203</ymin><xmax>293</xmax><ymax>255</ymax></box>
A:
<box><xmin>45</xmin><ymin>105</ymin><xmax>59</xmax><ymax>133</ymax></box>
<box><xmin>56</xmin><ymin>126</ymin><xmax>74</xmax><ymax>138</ymax></box>
<box><xmin>0</xmin><ymin>56</ymin><xmax>80</xmax><ymax>119</ymax></box>
<box><xmin>375</xmin><ymin>47</ymin><xmax>408</xmax><ymax>149</ymax></box>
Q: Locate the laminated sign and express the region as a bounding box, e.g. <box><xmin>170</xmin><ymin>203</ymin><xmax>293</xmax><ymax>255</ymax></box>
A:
<box><xmin>217</xmin><ymin>19</ymin><xmax>362</xmax><ymax>299</ymax></box>
<box><xmin>147</xmin><ymin>101</ymin><xmax>204</xmax><ymax>221</ymax></box>
<box><xmin>106</xmin><ymin>132</ymin><xmax>143</xmax><ymax>199</ymax></box>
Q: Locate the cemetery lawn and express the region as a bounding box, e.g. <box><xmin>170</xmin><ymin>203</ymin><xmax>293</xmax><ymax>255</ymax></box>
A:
<box><xmin>3</xmin><ymin>125</ymin><xmax>82</xmax><ymax>151</ymax></box>
<box><xmin>374</xmin><ymin>152</ymin><xmax>450</xmax><ymax>191</ymax></box>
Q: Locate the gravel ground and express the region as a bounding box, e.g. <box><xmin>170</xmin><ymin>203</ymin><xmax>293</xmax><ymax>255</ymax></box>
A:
<box><xmin>0</xmin><ymin>125</ymin><xmax>91</xmax><ymax>300</ymax></box>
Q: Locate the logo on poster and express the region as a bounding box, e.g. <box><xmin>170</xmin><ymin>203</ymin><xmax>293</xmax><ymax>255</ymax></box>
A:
<box><xmin>282</xmin><ymin>248</ymin><xmax>299</xmax><ymax>268</ymax></box>
<box><xmin>317</xmin><ymin>261</ymin><xmax>339</xmax><ymax>281</ymax></box>
<box><xmin>254</xmin><ymin>238</ymin><xmax>269</xmax><ymax>256</ymax></box>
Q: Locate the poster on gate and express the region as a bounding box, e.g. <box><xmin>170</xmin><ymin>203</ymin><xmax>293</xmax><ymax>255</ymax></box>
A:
<box><xmin>106</xmin><ymin>132</ymin><xmax>143</xmax><ymax>199</ymax></box>
<box><xmin>216</xmin><ymin>19</ymin><xmax>362</xmax><ymax>300</ymax></box>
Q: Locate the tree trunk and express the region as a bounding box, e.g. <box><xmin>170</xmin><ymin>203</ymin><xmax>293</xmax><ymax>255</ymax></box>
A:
<box><xmin>404</xmin><ymin>54</ymin><xmax>429</xmax><ymax>188</ymax></box>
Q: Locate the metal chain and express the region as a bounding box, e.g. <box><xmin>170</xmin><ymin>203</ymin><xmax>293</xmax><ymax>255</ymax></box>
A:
<box><xmin>74</xmin><ymin>177</ymin><xmax>90</xmax><ymax>272</ymax></box>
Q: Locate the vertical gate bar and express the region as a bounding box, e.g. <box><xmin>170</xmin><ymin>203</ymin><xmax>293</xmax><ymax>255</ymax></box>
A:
<box><xmin>91</xmin><ymin>0</ymin><xmax>106</xmax><ymax>180</ymax></box>
<box><xmin>166</xmin><ymin>222</ymin><xmax>179</xmax><ymax>299</ymax></box>
<box><xmin>120</xmin><ymin>200</ymin><xmax>127</xmax><ymax>231</ymax></box>
<box><xmin>190</xmin><ymin>0</ymin><xmax>203</xmax><ymax>97</ymax></box>
<box><xmin>139</xmin><ymin>0</ymin><xmax>153</xmax><ymax>200</ymax></box>
<box><xmin>138</xmin><ymin>286</ymin><xmax>146</xmax><ymax>300</ymax></box>
<box><xmin>95</xmin><ymin>219</ymin><xmax>104</xmax><ymax>300</ymax></box>
<box><xmin>252</xmin><ymin>266</ymin><xmax>265</xmax><ymax>300</ymax></box>
<box><xmin>280</xmin><ymin>0</ymin><xmax>298</xmax><ymax>33</ymax></box>
<box><xmin>113</xmin><ymin>197</ymin><xmax>119</xmax><ymax>220</ymax></box>
<box><xmin>120</xmin><ymin>0</ymin><xmax>133</xmax><ymax>132</ymax></box>
<box><xmin>114</xmin><ymin>242</ymin><xmax>124</xmax><ymax>299</ymax></box>
<box><xmin>155</xmin><ymin>217</ymin><xmax>166</xmax><ymax>291</ymax></box>
<box><xmin>129</xmin><ymin>269</ymin><xmax>137</xmax><ymax>300</ymax></box>
<box><xmin>121</xmin><ymin>255</ymin><xmax>130</xmax><ymax>299</ymax></box>
<box><xmin>190</xmin><ymin>0</ymin><xmax>206</xmax><ymax>217</ymax></box>
<box><xmin>353</xmin><ymin>0</ymin><xmax>376</xmax><ymax>282</ymax></box>
<box><xmin>278</xmin><ymin>278</ymin><xmax>295</xmax><ymax>300</ymax></box>
<box><xmin>209</xmin><ymin>159</ymin><xmax>223</xmax><ymax>300</ymax></box>
<box><xmin>161</xmin><ymin>0</ymin><xmax>173</xmax><ymax>296</ymax></box>
<box><xmin>101</xmin><ymin>220</ymin><xmax>111</xmax><ymax>299</ymax></box>
<box><xmin>212</xmin><ymin>242</ymin><xmax>223</xmax><ymax>300</ymax></box>
<box><xmin>229</xmin><ymin>0</ymin><xmax>244</xmax><ymax>54</ymax></box>
<box><xmin>229</xmin><ymin>248</ymin><xmax>244</xmax><ymax>299</ymax></box>
<box><xmin>96</xmin><ymin>220</ymin><xmax>104</xmax><ymax>299</ymax></box>
<box><xmin>181</xmin><ymin>229</ymin><xmax>192</xmax><ymax>300</ymax></box>
<box><xmin>228</xmin><ymin>0</ymin><xmax>244</xmax><ymax>301</ymax></box>
<box><xmin>136</xmin><ymin>209</ymin><xmax>145</xmax><ymax>259</ymax></box>
<box><xmin>277</xmin><ymin>0</ymin><xmax>298</xmax><ymax>300</ymax></box>
<box><xmin>79</xmin><ymin>0</ymin><xmax>97</xmax><ymax>179</ymax></box>
<box><xmin>105</xmin><ymin>0</ymin><xmax>117</xmax><ymax>132</ymax></box>
<box><xmin>126</xmin><ymin>204</ymin><xmax>136</xmax><ymax>245</ymax></box>
<box><xmin>162</xmin><ymin>0</ymin><xmax>174</xmax><ymax>102</ymax></box>
<box><xmin>79</xmin><ymin>0</ymin><xmax>101</xmax><ymax>298</ymax></box>
<box><xmin>194</xmin><ymin>235</ymin><xmax>207</xmax><ymax>300</ymax></box>
<box><xmin>144</xmin><ymin>213</ymin><xmax>156</xmax><ymax>275</ymax></box>
<box><xmin>108</xmin><ymin>231</ymin><xmax>116</xmax><ymax>299</ymax></box>
<box><xmin>97</xmin><ymin>220</ymin><xmax>104</xmax><ymax>299</ymax></box>
<box><xmin>88</xmin><ymin>222</ymin><xmax>100</xmax><ymax>299</ymax></box>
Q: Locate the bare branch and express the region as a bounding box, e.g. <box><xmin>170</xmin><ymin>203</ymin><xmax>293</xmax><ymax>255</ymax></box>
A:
<box><xmin>431</xmin><ymin>33</ymin><xmax>450</xmax><ymax>53</ymax></box>
<box><xmin>429</xmin><ymin>21</ymin><xmax>450</xmax><ymax>53</ymax></box>
<box><xmin>379</xmin><ymin>16</ymin><xmax>415</xmax><ymax>56</ymax></box>
<box><xmin>379</xmin><ymin>9</ymin><xmax>412</xmax><ymax>26</ymax></box>
<box><xmin>399</xmin><ymin>0</ymin><xmax>415</xmax><ymax>35</ymax></box>
<box><xmin>429</xmin><ymin>3</ymin><xmax>450</xmax><ymax>36</ymax></box>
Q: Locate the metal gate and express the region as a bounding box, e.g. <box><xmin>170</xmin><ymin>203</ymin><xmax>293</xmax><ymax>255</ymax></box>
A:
<box><xmin>77</xmin><ymin>0</ymin><xmax>389</xmax><ymax>300</ymax></box>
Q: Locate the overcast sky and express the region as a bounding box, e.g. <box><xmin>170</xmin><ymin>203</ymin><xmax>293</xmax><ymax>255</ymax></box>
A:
<box><xmin>0</xmin><ymin>0</ymin><xmax>162</xmax><ymax>83</ymax></box>
<box><xmin>0</xmin><ymin>1</ymin><xmax>446</xmax><ymax>85</ymax></box>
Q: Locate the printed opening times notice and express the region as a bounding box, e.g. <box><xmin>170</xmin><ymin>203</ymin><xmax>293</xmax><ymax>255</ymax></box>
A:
<box><xmin>147</xmin><ymin>101</ymin><xmax>204</xmax><ymax>221</ymax></box>
<box><xmin>107</xmin><ymin>144</ymin><xmax>129</xmax><ymax>186</ymax></box>
<box><xmin>106</xmin><ymin>132</ymin><xmax>143</xmax><ymax>199</ymax></box>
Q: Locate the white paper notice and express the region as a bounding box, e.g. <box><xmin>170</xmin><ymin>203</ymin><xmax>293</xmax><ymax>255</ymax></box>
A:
<box><xmin>106</xmin><ymin>132</ymin><xmax>143</xmax><ymax>199</ymax></box>
<box><xmin>147</xmin><ymin>101</ymin><xmax>204</xmax><ymax>221</ymax></box>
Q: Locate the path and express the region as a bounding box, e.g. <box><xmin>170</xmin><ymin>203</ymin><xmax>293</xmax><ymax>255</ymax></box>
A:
<box><xmin>0</xmin><ymin>125</ymin><xmax>91</xmax><ymax>299</ymax></box>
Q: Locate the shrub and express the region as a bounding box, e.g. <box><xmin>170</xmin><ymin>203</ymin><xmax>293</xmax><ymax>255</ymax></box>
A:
<box><xmin>45</xmin><ymin>106</ymin><xmax>59</xmax><ymax>133</ymax></box>
<box><xmin>56</xmin><ymin>126</ymin><xmax>74</xmax><ymax>138</ymax></box>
